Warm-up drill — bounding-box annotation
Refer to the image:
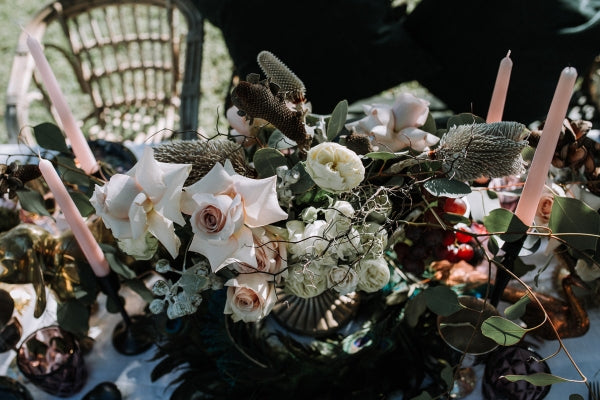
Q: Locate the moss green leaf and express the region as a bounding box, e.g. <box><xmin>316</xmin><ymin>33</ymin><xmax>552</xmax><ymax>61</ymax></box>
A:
<box><xmin>366</xmin><ymin>151</ymin><xmax>409</xmax><ymax>161</ymax></box>
<box><xmin>483</xmin><ymin>208</ymin><xmax>528</xmax><ymax>242</ymax></box>
<box><xmin>253</xmin><ymin>148</ymin><xmax>287</xmax><ymax>178</ymax></box>
<box><xmin>503</xmin><ymin>294</ymin><xmax>531</xmax><ymax>320</ymax></box>
<box><xmin>549</xmin><ymin>196</ymin><xmax>600</xmax><ymax>252</ymax></box>
<box><xmin>481</xmin><ymin>315</ymin><xmax>527</xmax><ymax>345</ymax></box>
<box><xmin>33</xmin><ymin>123</ymin><xmax>70</xmax><ymax>153</ymax></box>
<box><xmin>405</xmin><ymin>291</ymin><xmax>428</xmax><ymax>328</ymax></box>
<box><xmin>424</xmin><ymin>178</ymin><xmax>471</xmax><ymax>198</ymax></box>
<box><xmin>69</xmin><ymin>190</ymin><xmax>95</xmax><ymax>217</ymax></box>
<box><xmin>57</xmin><ymin>300</ymin><xmax>90</xmax><ymax>337</ymax></box>
<box><xmin>502</xmin><ymin>372</ymin><xmax>570</xmax><ymax>386</ymax></box>
<box><xmin>423</xmin><ymin>285</ymin><xmax>461</xmax><ymax>316</ymax></box>
<box><xmin>327</xmin><ymin>100</ymin><xmax>348</xmax><ymax>141</ymax></box>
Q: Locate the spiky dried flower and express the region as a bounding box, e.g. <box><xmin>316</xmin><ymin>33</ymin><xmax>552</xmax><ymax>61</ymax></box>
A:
<box><xmin>153</xmin><ymin>139</ymin><xmax>255</xmax><ymax>185</ymax></box>
<box><xmin>257</xmin><ymin>50</ymin><xmax>306</xmax><ymax>104</ymax></box>
<box><xmin>231</xmin><ymin>74</ymin><xmax>310</xmax><ymax>157</ymax></box>
<box><xmin>431</xmin><ymin>121</ymin><xmax>530</xmax><ymax>181</ymax></box>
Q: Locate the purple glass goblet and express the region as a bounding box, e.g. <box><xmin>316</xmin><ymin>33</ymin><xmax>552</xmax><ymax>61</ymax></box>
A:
<box><xmin>16</xmin><ymin>326</ymin><xmax>87</xmax><ymax>397</ymax></box>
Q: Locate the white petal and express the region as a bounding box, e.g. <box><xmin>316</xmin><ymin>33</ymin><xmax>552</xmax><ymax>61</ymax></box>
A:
<box><xmin>233</xmin><ymin>175</ymin><xmax>287</xmax><ymax>227</ymax></box>
<box><xmin>146</xmin><ymin>210</ymin><xmax>180</xmax><ymax>259</ymax></box>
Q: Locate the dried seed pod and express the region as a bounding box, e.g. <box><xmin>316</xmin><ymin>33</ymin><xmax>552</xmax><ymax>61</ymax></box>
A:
<box><xmin>257</xmin><ymin>50</ymin><xmax>306</xmax><ymax>104</ymax></box>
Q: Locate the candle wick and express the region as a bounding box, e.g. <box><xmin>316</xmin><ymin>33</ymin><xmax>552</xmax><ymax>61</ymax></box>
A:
<box><xmin>506</xmin><ymin>49</ymin><xmax>511</xmax><ymax>58</ymax></box>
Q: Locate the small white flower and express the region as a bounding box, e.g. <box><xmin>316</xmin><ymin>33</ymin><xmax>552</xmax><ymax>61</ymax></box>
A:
<box><xmin>305</xmin><ymin>142</ymin><xmax>365</xmax><ymax>193</ymax></box>
<box><xmin>327</xmin><ymin>264</ymin><xmax>359</xmax><ymax>295</ymax></box>
<box><xmin>284</xmin><ymin>262</ymin><xmax>330</xmax><ymax>298</ymax></box>
<box><xmin>356</xmin><ymin>257</ymin><xmax>390</xmax><ymax>293</ymax></box>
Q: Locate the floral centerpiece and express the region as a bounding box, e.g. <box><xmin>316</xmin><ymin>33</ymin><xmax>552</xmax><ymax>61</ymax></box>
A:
<box><xmin>3</xmin><ymin>50</ymin><xmax>600</xmax><ymax>400</ymax></box>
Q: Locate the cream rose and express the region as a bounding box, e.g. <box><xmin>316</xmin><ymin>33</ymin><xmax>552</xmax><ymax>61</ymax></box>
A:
<box><xmin>356</xmin><ymin>257</ymin><xmax>390</xmax><ymax>293</ymax></box>
<box><xmin>90</xmin><ymin>147</ymin><xmax>191</xmax><ymax>258</ymax></box>
<box><xmin>305</xmin><ymin>142</ymin><xmax>365</xmax><ymax>193</ymax></box>
<box><xmin>224</xmin><ymin>273</ymin><xmax>276</xmax><ymax>322</ymax></box>
<box><xmin>284</xmin><ymin>261</ymin><xmax>330</xmax><ymax>298</ymax></box>
<box><xmin>345</xmin><ymin>92</ymin><xmax>439</xmax><ymax>152</ymax></box>
<box><xmin>181</xmin><ymin>160</ymin><xmax>288</xmax><ymax>272</ymax></box>
<box><xmin>327</xmin><ymin>264</ymin><xmax>358</xmax><ymax>295</ymax></box>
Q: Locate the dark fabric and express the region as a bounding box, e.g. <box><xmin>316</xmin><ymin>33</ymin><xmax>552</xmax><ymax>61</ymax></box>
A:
<box><xmin>195</xmin><ymin>0</ymin><xmax>600</xmax><ymax>122</ymax></box>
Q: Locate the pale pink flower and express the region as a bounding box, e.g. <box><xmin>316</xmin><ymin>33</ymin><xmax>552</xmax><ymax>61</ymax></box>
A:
<box><xmin>224</xmin><ymin>273</ymin><xmax>277</xmax><ymax>322</ymax></box>
<box><xmin>181</xmin><ymin>161</ymin><xmax>288</xmax><ymax>272</ymax></box>
<box><xmin>346</xmin><ymin>92</ymin><xmax>439</xmax><ymax>152</ymax></box>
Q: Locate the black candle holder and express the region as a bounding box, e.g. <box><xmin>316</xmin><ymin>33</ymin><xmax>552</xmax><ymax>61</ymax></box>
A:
<box><xmin>489</xmin><ymin>234</ymin><xmax>527</xmax><ymax>307</ymax></box>
<box><xmin>97</xmin><ymin>272</ymin><xmax>154</xmax><ymax>355</ymax></box>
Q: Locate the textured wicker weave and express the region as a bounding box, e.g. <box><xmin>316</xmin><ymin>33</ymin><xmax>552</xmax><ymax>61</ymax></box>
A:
<box><xmin>6</xmin><ymin>0</ymin><xmax>203</xmax><ymax>144</ymax></box>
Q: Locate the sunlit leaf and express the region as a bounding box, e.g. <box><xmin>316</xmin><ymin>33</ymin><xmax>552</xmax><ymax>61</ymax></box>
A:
<box><xmin>423</xmin><ymin>285</ymin><xmax>461</xmax><ymax>316</ymax></box>
<box><xmin>33</xmin><ymin>123</ymin><xmax>70</xmax><ymax>153</ymax></box>
<box><xmin>253</xmin><ymin>148</ymin><xmax>287</xmax><ymax>178</ymax></box>
<box><xmin>423</xmin><ymin>178</ymin><xmax>471</xmax><ymax>198</ymax></box>
<box><xmin>481</xmin><ymin>315</ymin><xmax>527</xmax><ymax>345</ymax></box>
<box><xmin>502</xmin><ymin>372</ymin><xmax>570</xmax><ymax>386</ymax></box>
<box><xmin>483</xmin><ymin>208</ymin><xmax>528</xmax><ymax>242</ymax></box>
<box><xmin>549</xmin><ymin>196</ymin><xmax>600</xmax><ymax>252</ymax></box>
<box><xmin>504</xmin><ymin>294</ymin><xmax>531</xmax><ymax>320</ymax></box>
<box><xmin>327</xmin><ymin>100</ymin><xmax>348</xmax><ymax>141</ymax></box>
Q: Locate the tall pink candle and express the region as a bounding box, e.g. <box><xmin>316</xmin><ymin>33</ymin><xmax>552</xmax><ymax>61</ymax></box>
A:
<box><xmin>26</xmin><ymin>35</ymin><xmax>99</xmax><ymax>175</ymax></box>
<box><xmin>514</xmin><ymin>67</ymin><xmax>577</xmax><ymax>225</ymax></box>
<box><xmin>486</xmin><ymin>50</ymin><xmax>513</xmax><ymax>123</ymax></box>
<box><xmin>38</xmin><ymin>158</ymin><xmax>110</xmax><ymax>277</ymax></box>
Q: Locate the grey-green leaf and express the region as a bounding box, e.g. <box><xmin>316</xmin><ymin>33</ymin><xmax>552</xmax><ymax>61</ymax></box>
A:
<box><xmin>423</xmin><ymin>285</ymin><xmax>461</xmax><ymax>316</ymax></box>
<box><xmin>502</xmin><ymin>372</ymin><xmax>570</xmax><ymax>386</ymax></box>
<box><xmin>481</xmin><ymin>315</ymin><xmax>527</xmax><ymax>345</ymax></box>
<box><xmin>253</xmin><ymin>148</ymin><xmax>287</xmax><ymax>178</ymax></box>
<box><xmin>549</xmin><ymin>196</ymin><xmax>600</xmax><ymax>252</ymax></box>
<box><xmin>17</xmin><ymin>190</ymin><xmax>51</xmax><ymax>216</ymax></box>
<box><xmin>34</xmin><ymin>123</ymin><xmax>70</xmax><ymax>153</ymax></box>
<box><xmin>483</xmin><ymin>208</ymin><xmax>528</xmax><ymax>242</ymax></box>
<box><xmin>327</xmin><ymin>100</ymin><xmax>348</xmax><ymax>141</ymax></box>
<box><xmin>504</xmin><ymin>294</ymin><xmax>531</xmax><ymax>320</ymax></box>
<box><xmin>423</xmin><ymin>178</ymin><xmax>471</xmax><ymax>198</ymax></box>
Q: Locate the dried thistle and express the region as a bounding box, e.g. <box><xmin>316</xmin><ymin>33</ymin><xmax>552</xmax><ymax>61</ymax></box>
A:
<box><xmin>153</xmin><ymin>139</ymin><xmax>255</xmax><ymax>185</ymax></box>
<box><xmin>231</xmin><ymin>74</ymin><xmax>311</xmax><ymax>157</ymax></box>
<box><xmin>431</xmin><ymin>121</ymin><xmax>530</xmax><ymax>181</ymax></box>
<box><xmin>0</xmin><ymin>162</ymin><xmax>41</xmax><ymax>199</ymax></box>
<box><xmin>257</xmin><ymin>50</ymin><xmax>306</xmax><ymax>104</ymax></box>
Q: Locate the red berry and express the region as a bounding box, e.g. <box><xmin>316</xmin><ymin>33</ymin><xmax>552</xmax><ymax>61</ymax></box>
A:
<box><xmin>455</xmin><ymin>224</ymin><xmax>472</xmax><ymax>244</ymax></box>
<box><xmin>442</xmin><ymin>231</ymin><xmax>456</xmax><ymax>246</ymax></box>
<box><xmin>443</xmin><ymin>197</ymin><xmax>468</xmax><ymax>215</ymax></box>
<box><xmin>456</xmin><ymin>243</ymin><xmax>475</xmax><ymax>261</ymax></box>
<box><xmin>444</xmin><ymin>245</ymin><xmax>460</xmax><ymax>263</ymax></box>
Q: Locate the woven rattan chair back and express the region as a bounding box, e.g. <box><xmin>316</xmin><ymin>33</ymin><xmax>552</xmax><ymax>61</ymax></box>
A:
<box><xmin>6</xmin><ymin>0</ymin><xmax>203</xmax><ymax>144</ymax></box>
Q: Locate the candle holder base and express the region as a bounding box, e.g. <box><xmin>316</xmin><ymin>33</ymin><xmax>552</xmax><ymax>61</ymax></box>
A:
<box><xmin>112</xmin><ymin>314</ymin><xmax>153</xmax><ymax>356</ymax></box>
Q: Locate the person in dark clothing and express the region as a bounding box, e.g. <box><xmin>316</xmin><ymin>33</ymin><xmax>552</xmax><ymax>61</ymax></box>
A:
<box><xmin>195</xmin><ymin>0</ymin><xmax>600</xmax><ymax>123</ymax></box>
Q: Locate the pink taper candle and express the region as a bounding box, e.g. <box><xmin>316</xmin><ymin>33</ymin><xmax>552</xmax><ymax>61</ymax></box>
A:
<box><xmin>514</xmin><ymin>67</ymin><xmax>577</xmax><ymax>225</ymax></box>
<box><xmin>38</xmin><ymin>158</ymin><xmax>110</xmax><ymax>277</ymax></box>
<box><xmin>26</xmin><ymin>35</ymin><xmax>99</xmax><ymax>175</ymax></box>
<box><xmin>486</xmin><ymin>50</ymin><xmax>513</xmax><ymax>123</ymax></box>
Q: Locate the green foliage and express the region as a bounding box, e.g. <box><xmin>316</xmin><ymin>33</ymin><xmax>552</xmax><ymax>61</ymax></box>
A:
<box><xmin>16</xmin><ymin>189</ymin><xmax>51</xmax><ymax>216</ymax></box>
<box><xmin>481</xmin><ymin>315</ymin><xmax>527</xmax><ymax>345</ymax></box>
<box><xmin>549</xmin><ymin>196</ymin><xmax>600</xmax><ymax>253</ymax></box>
<box><xmin>423</xmin><ymin>178</ymin><xmax>471</xmax><ymax>198</ymax></box>
<box><xmin>69</xmin><ymin>190</ymin><xmax>95</xmax><ymax>217</ymax></box>
<box><xmin>503</xmin><ymin>294</ymin><xmax>531</xmax><ymax>320</ymax></box>
<box><xmin>502</xmin><ymin>372</ymin><xmax>571</xmax><ymax>385</ymax></box>
<box><xmin>267</xmin><ymin>129</ymin><xmax>296</xmax><ymax>149</ymax></box>
<box><xmin>33</xmin><ymin>123</ymin><xmax>70</xmax><ymax>153</ymax></box>
<box><xmin>327</xmin><ymin>100</ymin><xmax>348</xmax><ymax>141</ymax></box>
<box><xmin>365</xmin><ymin>151</ymin><xmax>408</xmax><ymax>161</ymax></box>
<box><xmin>423</xmin><ymin>285</ymin><xmax>461</xmax><ymax>316</ymax></box>
<box><xmin>483</xmin><ymin>208</ymin><xmax>528</xmax><ymax>242</ymax></box>
<box><xmin>253</xmin><ymin>147</ymin><xmax>287</xmax><ymax>178</ymax></box>
<box><xmin>57</xmin><ymin>300</ymin><xmax>90</xmax><ymax>337</ymax></box>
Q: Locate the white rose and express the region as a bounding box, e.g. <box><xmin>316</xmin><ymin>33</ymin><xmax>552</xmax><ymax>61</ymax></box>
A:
<box><xmin>327</xmin><ymin>264</ymin><xmax>358</xmax><ymax>295</ymax></box>
<box><xmin>324</xmin><ymin>201</ymin><xmax>354</xmax><ymax>236</ymax></box>
<box><xmin>327</xmin><ymin>227</ymin><xmax>362</xmax><ymax>261</ymax></box>
<box><xmin>91</xmin><ymin>147</ymin><xmax>191</xmax><ymax>258</ymax></box>
<box><xmin>224</xmin><ymin>273</ymin><xmax>276</xmax><ymax>322</ymax></box>
<box><xmin>305</xmin><ymin>142</ymin><xmax>365</xmax><ymax>193</ymax></box>
<box><xmin>357</xmin><ymin>257</ymin><xmax>390</xmax><ymax>293</ymax></box>
<box><xmin>181</xmin><ymin>160</ymin><xmax>288</xmax><ymax>272</ymax></box>
<box><xmin>284</xmin><ymin>262</ymin><xmax>330</xmax><ymax>298</ymax></box>
<box><xmin>287</xmin><ymin>220</ymin><xmax>329</xmax><ymax>259</ymax></box>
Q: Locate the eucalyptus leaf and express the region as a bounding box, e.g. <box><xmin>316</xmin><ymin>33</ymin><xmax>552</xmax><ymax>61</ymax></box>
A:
<box><xmin>483</xmin><ymin>208</ymin><xmax>528</xmax><ymax>242</ymax></box>
<box><xmin>481</xmin><ymin>315</ymin><xmax>527</xmax><ymax>345</ymax></box>
<box><xmin>442</xmin><ymin>213</ymin><xmax>471</xmax><ymax>225</ymax></box>
<box><xmin>446</xmin><ymin>113</ymin><xmax>485</xmax><ymax>129</ymax></box>
<box><xmin>57</xmin><ymin>300</ymin><xmax>90</xmax><ymax>337</ymax></box>
<box><xmin>502</xmin><ymin>372</ymin><xmax>570</xmax><ymax>385</ymax></box>
<box><xmin>100</xmin><ymin>244</ymin><xmax>137</xmax><ymax>279</ymax></box>
<box><xmin>56</xmin><ymin>155</ymin><xmax>93</xmax><ymax>188</ymax></box>
<box><xmin>33</xmin><ymin>123</ymin><xmax>70</xmax><ymax>153</ymax></box>
<box><xmin>513</xmin><ymin>256</ymin><xmax>536</xmax><ymax>278</ymax></box>
<box><xmin>404</xmin><ymin>291</ymin><xmax>428</xmax><ymax>328</ymax></box>
<box><xmin>487</xmin><ymin>235</ymin><xmax>499</xmax><ymax>255</ymax></box>
<box><xmin>366</xmin><ymin>151</ymin><xmax>408</xmax><ymax>161</ymax></box>
<box><xmin>17</xmin><ymin>189</ymin><xmax>51</xmax><ymax>216</ymax></box>
<box><xmin>253</xmin><ymin>148</ymin><xmax>287</xmax><ymax>178</ymax></box>
<box><xmin>421</xmin><ymin>112</ymin><xmax>437</xmax><ymax>135</ymax></box>
<box><xmin>423</xmin><ymin>178</ymin><xmax>471</xmax><ymax>198</ymax></box>
<box><xmin>549</xmin><ymin>196</ymin><xmax>600</xmax><ymax>252</ymax></box>
<box><xmin>327</xmin><ymin>100</ymin><xmax>348</xmax><ymax>141</ymax></box>
<box><xmin>124</xmin><ymin>278</ymin><xmax>155</xmax><ymax>303</ymax></box>
<box><xmin>423</xmin><ymin>285</ymin><xmax>461</xmax><ymax>316</ymax></box>
<box><xmin>267</xmin><ymin>130</ymin><xmax>297</xmax><ymax>149</ymax></box>
<box><xmin>69</xmin><ymin>190</ymin><xmax>95</xmax><ymax>217</ymax></box>
<box><xmin>504</xmin><ymin>294</ymin><xmax>531</xmax><ymax>320</ymax></box>
<box><xmin>289</xmin><ymin>162</ymin><xmax>315</xmax><ymax>195</ymax></box>
<box><xmin>441</xmin><ymin>365</ymin><xmax>454</xmax><ymax>389</ymax></box>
